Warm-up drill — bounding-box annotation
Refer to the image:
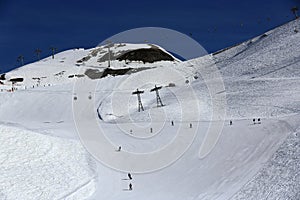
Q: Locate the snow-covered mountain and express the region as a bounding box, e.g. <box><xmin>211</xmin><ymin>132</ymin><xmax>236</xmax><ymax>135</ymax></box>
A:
<box><xmin>0</xmin><ymin>19</ymin><xmax>299</xmax><ymax>200</ymax></box>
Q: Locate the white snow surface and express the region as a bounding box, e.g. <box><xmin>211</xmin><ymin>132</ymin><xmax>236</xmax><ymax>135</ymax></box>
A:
<box><xmin>0</xmin><ymin>19</ymin><xmax>299</xmax><ymax>199</ymax></box>
<box><xmin>231</xmin><ymin>127</ymin><xmax>300</xmax><ymax>200</ymax></box>
<box><xmin>0</xmin><ymin>124</ymin><xmax>97</xmax><ymax>200</ymax></box>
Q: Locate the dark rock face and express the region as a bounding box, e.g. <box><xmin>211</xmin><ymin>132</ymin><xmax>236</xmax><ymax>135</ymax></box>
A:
<box><xmin>9</xmin><ymin>77</ymin><xmax>24</xmax><ymax>82</ymax></box>
<box><xmin>84</xmin><ymin>68</ymin><xmax>133</xmax><ymax>79</ymax></box>
<box><xmin>84</xmin><ymin>69</ymin><xmax>103</xmax><ymax>79</ymax></box>
<box><xmin>84</xmin><ymin>67</ymin><xmax>153</xmax><ymax>80</ymax></box>
<box><xmin>101</xmin><ymin>68</ymin><xmax>132</xmax><ymax>78</ymax></box>
<box><xmin>68</xmin><ymin>74</ymin><xmax>85</xmax><ymax>78</ymax></box>
<box><xmin>0</xmin><ymin>74</ymin><xmax>6</xmax><ymax>80</ymax></box>
<box><xmin>77</xmin><ymin>56</ymin><xmax>91</xmax><ymax>63</ymax></box>
<box><xmin>117</xmin><ymin>48</ymin><xmax>175</xmax><ymax>63</ymax></box>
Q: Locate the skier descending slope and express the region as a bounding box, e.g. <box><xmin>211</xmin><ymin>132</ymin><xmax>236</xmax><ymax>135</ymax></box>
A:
<box><xmin>128</xmin><ymin>173</ymin><xmax>132</xmax><ymax>180</ymax></box>
<box><xmin>258</xmin><ymin>118</ymin><xmax>261</xmax><ymax>124</ymax></box>
<box><xmin>116</xmin><ymin>146</ymin><xmax>121</xmax><ymax>152</ymax></box>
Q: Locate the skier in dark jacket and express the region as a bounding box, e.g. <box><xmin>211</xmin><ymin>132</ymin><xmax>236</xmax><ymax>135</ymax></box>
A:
<box><xmin>258</xmin><ymin>118</ymin><xmax>261</xmax><ymax>124</ymax></box>
<box><xmin>128</xmin><ymin>173</ymin><xmax>132</xmax><ymax>180</ymax></box>
<box><xmin>116</xmin><ymin>146</ymin><xmax>121</xmax><ymax>152</ymax></box>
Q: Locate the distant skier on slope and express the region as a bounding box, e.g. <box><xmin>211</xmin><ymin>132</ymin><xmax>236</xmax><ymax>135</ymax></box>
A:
<box><xmin>129</xmin><ymin>183</ymin><xmax>133</xmax><ymax>190</ymax></box>
<box><xmin>128</xmin><ymin>173</ymin><xmax>132</xmax><ymax>180</ymax></box>
<box><xmin>230</xmin><ymin>120</ymin><xmax>232</xmax><ymax>125</ymax></box>
<box><xmin>116</xmin><ymin>146</ymin><xmax>121</xmax><ymax>152</ymax></box>
<box><xmin>253</xmin><ymin>118</ymin><xmax>256</xmax><ymax>124</ymax></box>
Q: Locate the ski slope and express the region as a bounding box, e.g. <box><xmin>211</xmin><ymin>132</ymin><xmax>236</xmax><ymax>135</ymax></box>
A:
<box><xmin>0</xmin><ymin>19</ymin><xmax>299</xmax><ymax>199</ymax></box>
<box><xmin>0</xmin><ymin>124</ymin><xmax>97</xmax><ymax>200</ymax></box>
<box><xmin>232</xmin><ymin>127</ymin><xmax>300</xmax><ymax>200</ymax></box>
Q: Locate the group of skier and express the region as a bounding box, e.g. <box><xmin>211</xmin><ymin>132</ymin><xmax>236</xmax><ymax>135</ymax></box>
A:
<box><xmin>126</xmin><ymin>173</ymin><xmax>133</xmax><ymax>191</ymax></box>
<box><xmin>171</xmin><ymin>120</ymin><xmax>193</xmax><ymax>128</ymax></box>
<box><xmin>229</xmin><ymin>118</ymin><xmax>262</xmax><ymax>126</ymax></box>
<box><xmin>253</xmin><ymin>118</ymin><xmax>261</xmax><ymax>124</ymax></box>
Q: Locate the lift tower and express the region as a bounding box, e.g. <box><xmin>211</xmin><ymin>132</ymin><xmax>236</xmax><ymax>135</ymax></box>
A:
<box><xmin>150</xmin><ymin>85</ymin><xmax>164</xmax><ymax>107</ymax></box>
<box><xmin>132</xmin><ymin>89</ymin><xmax>144</xmax><ymax>112</ymax></box>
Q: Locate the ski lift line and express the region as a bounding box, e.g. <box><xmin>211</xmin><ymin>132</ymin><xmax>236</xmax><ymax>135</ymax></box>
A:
<box><xmin>96</xmin><ymin>61</ymin><xmax>197</xmax><ymax>92</ymax></box>
<box><xmin>22</xmin><ymin>75</ymin><xmax>196</xmax><ymax>95</ymax></box>
<box><xmin>20</xmin><ymin>70</ymin><xmax>196</xmax><ymax>93</ymax></box>
<box><xmin>92</xmin><ymin>74</ymin><xmax>192</xmax><ymax>92</ymax></box>
<box><xmin>90</xmin><ymin>75</ymin><xmax>192</xmax><ymax>92</ymax></box>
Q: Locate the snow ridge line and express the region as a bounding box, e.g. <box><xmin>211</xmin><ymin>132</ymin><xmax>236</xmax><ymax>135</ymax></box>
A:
<box><xmin>57</xmin><ymin>177</ymin><xmax>97</xmax><ymax>200</ymax></box>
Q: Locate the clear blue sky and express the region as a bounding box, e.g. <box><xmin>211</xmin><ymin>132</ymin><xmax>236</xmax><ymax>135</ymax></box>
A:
<box><xmin>0</xmin><ymin>0</ymin><xmax>299</xmax><ymax>72</ymax></box>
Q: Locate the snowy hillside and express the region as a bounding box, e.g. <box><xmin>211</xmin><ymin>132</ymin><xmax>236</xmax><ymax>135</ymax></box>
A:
<box><xmin>206</xmin><ymin>19</ymin><xmax>300</xmax><ymax>79</ymax></box>
<box><xmin>0</xmin><ymin>19</ymin><xmax>299</xmax><ymax>200</ymax></box>
<box><xmin>1</xmin><ymin>43</ymin><xmax>179</xmax><ymax>89</ymax></box>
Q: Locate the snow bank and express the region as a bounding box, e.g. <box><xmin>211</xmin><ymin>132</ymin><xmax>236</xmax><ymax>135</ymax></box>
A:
<box><xmin>231</xmin><ymin>130</ymin><xmax>300</xmax><ymax>200</ymax></box>
<box><xmin>0</xmin><ymin>124</ymin><xmax>97</xmax><ymax>200</ymax></box>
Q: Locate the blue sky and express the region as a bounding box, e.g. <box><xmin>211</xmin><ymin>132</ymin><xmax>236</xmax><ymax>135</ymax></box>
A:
<box><xmin>0</xmin><ymin>0</ymin><xmax>299</xmax><ymax>72</ymax></box>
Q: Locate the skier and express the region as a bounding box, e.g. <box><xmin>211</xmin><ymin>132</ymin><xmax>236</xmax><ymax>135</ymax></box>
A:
<box><xmin>128</xmin><ymin>173</ymin><xmax>132</xmax><ymax>180</ymax></box>
<box><xmin>150</xmin><ymin>127</ymin><xmax>153</xmax><ymax>133</ymax></box>
<box><xmin>129</xmin><ymin>183</ymin><xmax>133</xmax><ymax>191</ymax></box>
<box><xmin>116</xmin><ymin>146</ymin><xmax>121</xmax><ymax>152</ymax></box>
<box><xmin>258</xmin><ymin>118</ymin><xmax>261</xmax><ymax>124</ymax></box>
<box><xmin>230</xmin><ymin>120</ymin><xmax>232</xmax><ymax>125</ymax></box>
<box><xmin>190</xmin><ymin>123</ymin><xmax>193</xmax><ymax>128</ymax></box>
<box><xmin>171</xmin><ymin>121</ymin><xmax>174</xmax><ymax>126</ymax></box>
<box><xmin>253</xmin><ymin>118</ymin><xmax>256</xmax><ymax>124</ymax></box>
